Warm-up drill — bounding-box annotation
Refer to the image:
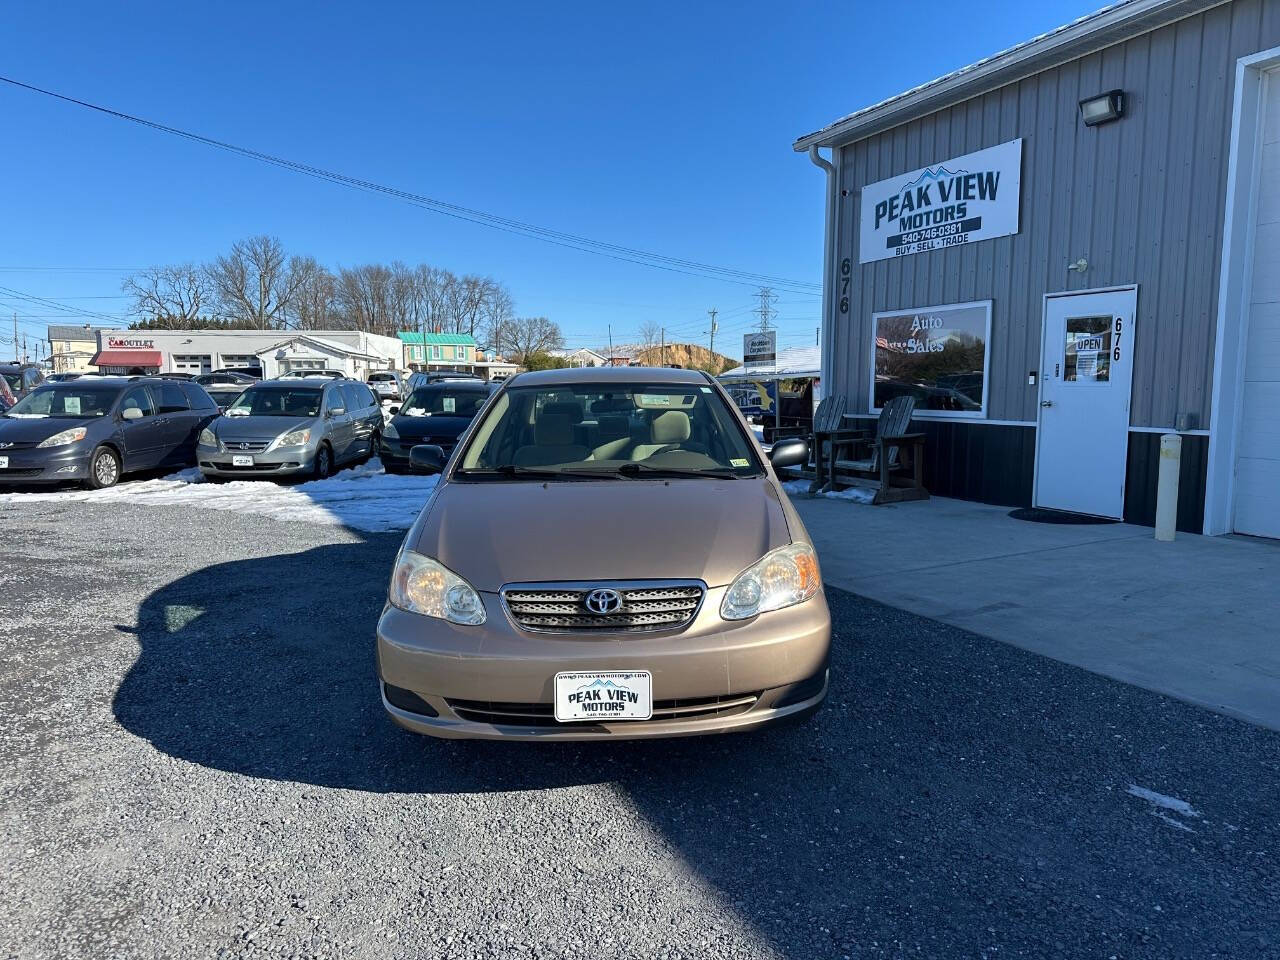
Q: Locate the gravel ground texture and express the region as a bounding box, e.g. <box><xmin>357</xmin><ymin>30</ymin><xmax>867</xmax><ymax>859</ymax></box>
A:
<box><xmin>1</xmin><ymin>496</ymin><xmax>1278</xmax><ymax>960</ymax></box>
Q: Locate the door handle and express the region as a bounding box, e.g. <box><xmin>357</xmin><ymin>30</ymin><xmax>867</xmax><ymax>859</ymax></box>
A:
<box><xmin>1040</xmin><ymin>400</ymin><xmax>1054</xmax><ymax>408</ymax></box>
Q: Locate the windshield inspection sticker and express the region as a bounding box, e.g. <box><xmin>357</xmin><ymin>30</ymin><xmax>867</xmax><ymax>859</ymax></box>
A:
<box><xmin>730</xmin><ymin>458</ymin><xmax>750</xmax><ymax>467</ymax></box>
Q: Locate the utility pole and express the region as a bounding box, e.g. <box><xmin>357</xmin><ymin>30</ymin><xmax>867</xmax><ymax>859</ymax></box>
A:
<box><xmin>660</xmin><ymin>326</ymin><xmax>666</xmax><ymax>367</ymax></box>
<box><xmin>608</xmin><ymin>324</ymin><xmax>614</xmax><ymax>366</ymax></box>
<box><xmin>707</xmin><ymin>308</ymin><xmax>718</xmax><ymax>362</ymax></box>
<box><xmin>755</xmin><ymin>287</ymin><xmax>777</xmax><ymax>332</ymax></box>
<box><xmin>11</xmin><ymin>313</ymin><xmax>16</xmax><ymax>363</ymax></box>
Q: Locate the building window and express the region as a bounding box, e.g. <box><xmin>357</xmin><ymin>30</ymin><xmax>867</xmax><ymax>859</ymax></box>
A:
<box><xmin>871</xmin><ymin>300</ymin><xmax>991</xmax><ymax>416</ymax></box>
<box><xmin>455</xmin><ymin>345</ymin><xmax>464</xmax><ymax>359</ymax></box>
<box><xmin>432</xmin><ymin>345</ymin><xmax>441</xmax><ymax>360</ymax></box>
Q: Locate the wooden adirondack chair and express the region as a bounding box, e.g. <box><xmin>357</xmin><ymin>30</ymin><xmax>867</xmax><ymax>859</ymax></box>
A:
<box><xmin>803</xmin><ymin>395</ymin><xmax>859</xmax><ymax>493</ymax></box>
<box><xmin>830</xmin><ymin>395</ymin><xmax>929</xmax><ymax>504</ymax></box>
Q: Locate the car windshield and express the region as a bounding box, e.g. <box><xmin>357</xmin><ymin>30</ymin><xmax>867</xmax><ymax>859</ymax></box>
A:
<box><xmin>226</xmin><ymin>387</ymin><xmax>322</xmax><ymax>418</ymax></box>
<box><xmin>400</xmin><ymin>386</ymin><xmax>486</xmax><ymax>419</ymax></box>
<box><xmin>456</xmin><ymin>381</ymin><xmax>762</xmax><ymax>479</ymax></box>
<box><xmin>3</xmin><ymin>385</ymin><xmax>118</xmax><ymax>419</ymax></box>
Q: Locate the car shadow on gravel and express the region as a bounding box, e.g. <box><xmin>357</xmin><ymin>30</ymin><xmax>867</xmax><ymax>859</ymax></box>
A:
<box><xmin>117</xmin><ymin>538</ymin><xmax>1280</xmax><ymax>957</ymax></box>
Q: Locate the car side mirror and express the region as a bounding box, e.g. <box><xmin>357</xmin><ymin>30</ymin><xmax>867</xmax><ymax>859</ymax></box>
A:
<box><xmin>121</xmin><ymin>407</ymin><xmax>143</xmax><ymax>421</ymax></box>
<box><xmin>328</xmin><ymin>406</ymin><xmax>345</xmax><ymax>417</ymax></box>
<box><xmin>769</xmin><ymin>437</ymin><xmax>808</xmax><ymax>469</ymax></box>
<box><xmin>409</xmin><ymin>444</ymin><xmax>446</xmax><ymax>474</ymax></box>
<box><xmin>388</xmin><ymin>406</ymin><xmax>400</xmax><ymax>416</ymax></box>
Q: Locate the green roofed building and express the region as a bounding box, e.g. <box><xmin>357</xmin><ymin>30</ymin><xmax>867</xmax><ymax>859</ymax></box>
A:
<box><xmin>398</xmin><ymin>331</ymin><xmax>477</xmax><ymax>373</ymax></box>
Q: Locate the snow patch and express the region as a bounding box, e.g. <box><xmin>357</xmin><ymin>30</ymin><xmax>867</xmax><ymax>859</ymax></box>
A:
<box><xmin>780</xmin><ymin>479</ymin><xmax>876</xmax><ymax>504</ymax></box>
<box><xmin>0</xmin><ymin>459</ymin><xmax>437</xmax><ymax>533</ymax></box>
<box><xmin>1125</xmin><ymin>785</ymin><xmax>1200</xmax><ymax>819</ymax></box>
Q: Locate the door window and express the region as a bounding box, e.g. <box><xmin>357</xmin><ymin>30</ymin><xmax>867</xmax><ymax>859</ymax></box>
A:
<box><xmin>1063</xmin><ymin>316</ymin><xmax>1114</xmax><ymax>383</ymax></box>
<box><xmin>119</xmin><ymin>387</ymin><xmax>156</xmax><ymax>418</ymax></box>
<box><xmin>157</xmin><ymin>381</ymin><xmax>190</xmax><ymax>413</ymax></box>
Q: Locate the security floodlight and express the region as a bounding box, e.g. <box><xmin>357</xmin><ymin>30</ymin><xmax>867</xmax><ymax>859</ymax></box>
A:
<box><xmin>1079</xmin><ymin>90</ymin><xmax>1124</xmax><ymax>126</ymax></box>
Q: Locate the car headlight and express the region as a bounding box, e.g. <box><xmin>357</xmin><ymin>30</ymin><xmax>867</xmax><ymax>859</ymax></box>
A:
<box><xmin>383</xmin><ymin>421</ymin><xmax>399</xmax><ymax>439</ymax></box>
<box><xmin>198</xmin><ymin>428</ymin><xmax>219</xmax><ymax>448</ymax></box>
<box><xmin>720</xmin><ymin>543</ymin><xmax>821</xmax><ymax>620</ymax></box>
<box><xmin>37</xmin><ymin>427</ymin><xmax>88</xmax><ymax>448</ymax></box>
<box><xmin>389</xmin><ymin>550</ymin><xmax>486</xmax><ymax>624</ymax></box>
<box><xmin>275</xmin><ymin>427</ymin><xmax>311</xmax><ymax>448</ymax></box>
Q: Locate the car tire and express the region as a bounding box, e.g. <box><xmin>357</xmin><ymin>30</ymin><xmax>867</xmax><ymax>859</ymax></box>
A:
<box><xmin>87</xmin><ymin>446</ymin><xmax>121</xmax><ymax>490</ymax></box>
<box><xmin>313</xmin><ymin>444</ymin><xmax>333</xmax><ymax>480</ymax></box>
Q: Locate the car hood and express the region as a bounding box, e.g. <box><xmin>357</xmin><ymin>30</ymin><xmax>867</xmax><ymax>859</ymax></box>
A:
<box><xmin>0</xmin><ymin>416</ymin><xmax>99</xmax><ymax>443</ymax></box>
<box><xmin>391</xmin><ymin>414</ymin><xmax>471</xmax><ymax>439</ymax></box>
<box><xmin>412</xmin><ymin>477</ymin><xmax>792</xmax><ymax>591</ymax></box>
<box><xmin>215</xmin><ymin>416</ymin><xmax>318</xmax><ymax>441</ymax></box>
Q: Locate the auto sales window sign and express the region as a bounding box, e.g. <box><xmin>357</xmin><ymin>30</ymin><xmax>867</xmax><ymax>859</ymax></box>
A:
<box><xmin>859</xmin><ymin>139</ymin><xmax>1022</xmax><ymax>264</ymax></box>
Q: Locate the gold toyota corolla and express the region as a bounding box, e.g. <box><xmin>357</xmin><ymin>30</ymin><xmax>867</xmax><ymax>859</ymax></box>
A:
<box><xmin>376</xmin><ymin>366</ymin><xmax>830</xmax><ymax>740</ymax></box>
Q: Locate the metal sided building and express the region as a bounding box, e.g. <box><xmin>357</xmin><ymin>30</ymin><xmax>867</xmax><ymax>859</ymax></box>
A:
<box><xmin>795</xmin><ymin>0</ymin><xmax>1280</xmax><ymax>538</ymax></box>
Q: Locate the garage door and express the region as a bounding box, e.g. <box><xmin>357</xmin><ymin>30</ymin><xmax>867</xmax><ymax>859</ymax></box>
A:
<box><xmin>173</xmin><ymin>354</ymin><xmax>211</xmax><ymax>375</ymax></box>
<box><xmin>1235</xmin><ymin>70</ymin><xmax>1280</xmax><ymax>538</ymax></box>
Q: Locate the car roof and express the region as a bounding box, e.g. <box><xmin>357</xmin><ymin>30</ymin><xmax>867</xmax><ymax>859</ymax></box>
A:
<box><xmin>252</xmin><ymin>378</ymin><xmax>328</xmax><ymax>389</ymax></box>
<box><xmin>508</xmin><ymin>365</ymin><xmax>711</xmax><ymax>387</ymax></box>
<box><xmin>409</xmin><ymin>378</ymin><xmax>489</xmax><ymax>390</ymax></box>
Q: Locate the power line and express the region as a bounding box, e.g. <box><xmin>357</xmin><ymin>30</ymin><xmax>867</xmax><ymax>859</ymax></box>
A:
<box><xmin>0</xmin><ymin>285</ymin><xmax>130</xmax><ymax>325</ymax></box>
<box><xmin>0</xmin><ymin>76</ymin><xmax>821</xmax><ymax>296</ymax></box>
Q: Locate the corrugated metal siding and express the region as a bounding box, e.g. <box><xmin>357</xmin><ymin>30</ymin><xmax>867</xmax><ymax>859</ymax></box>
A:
<box><xmin>830</xmin><ymin>0</ymin><xmax>1278</xmax><ymax>428</ymax></box>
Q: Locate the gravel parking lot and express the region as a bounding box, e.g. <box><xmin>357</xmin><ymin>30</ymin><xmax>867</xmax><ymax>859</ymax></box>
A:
<box><xmin>2</xmin><ymin>493</ymin><xmax>1278</xmax><ymax>959</ymax></box>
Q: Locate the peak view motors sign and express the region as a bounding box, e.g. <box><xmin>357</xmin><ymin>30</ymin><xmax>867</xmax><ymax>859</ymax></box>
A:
<box><xmin>859</xmin><ymin>139</ymin><xmax>1022</xmax><ymax>263</ymax></box>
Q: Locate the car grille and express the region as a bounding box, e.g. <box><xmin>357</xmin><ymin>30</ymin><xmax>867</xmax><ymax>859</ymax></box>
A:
<box><xmin>446</xmin><ymin>692</ymin><xmax>759</xmax><ymax>727</ymax></box>
<box><xmin>202</xmin><ymin>460</ymin><xmax>296</xmax><ymax>472</ymax></box>
<box><xmin>0</xmin><ymin>440</ymin><xmax>37</xmax><ymax>450</ymax></box>
<box><xmin>501</xmin><ymin>581</ymin><xmax>705</xmax><ymax>633</ymax></box>
<box><xmin>220</xmin><ymin>440</ymin><xmax>271</xmax><ymax>452</ymax></box>
<box><xmin>0</xmin><ymin>467</ymin><xmax>42</xmax><ymax>477</ymax></box>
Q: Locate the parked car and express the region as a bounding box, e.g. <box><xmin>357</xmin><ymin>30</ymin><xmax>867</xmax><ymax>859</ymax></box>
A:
<box><xmin>211</xmin><ymin>366</ymin><xmax>263</xmax><ymax>379</ymax></box>
<box><xmin>278</xmin><ymin>369</ymin><xmax>346</xmax><ymax>380</ymax></box>
<box><xmin>403</xmin><ymin>371</ymin><xmax>482</xmax><ymax>396</ymax></box>
<box><xmin>195</xmin><ymin>372</ymin><xmax>257</xmax><ymax>387</ymax></box>
<box><xmin>0</xmin><ymin>377</ymin><xmax>218</xmax><ymax>488</ymax></box>
<box><xmin>197</xmin><ymin>378</ymin><xmax>382</xmax><ymax>480</ymax></box>
<box><xmin>158</xmin><ymin>372</ymin><xmax>197</xmax><ymax>381</ymax></box>
<box><xmin>376</xmin><ymin>366</ymin><xmax>826</xmax><ymax>741</ymax></box>
<box><xmin>367</xmin><ymin>370</ymin><xmax>406</xmax><ymax>402</ymax></box>
<box><xmin>379</xmin><ymin>378</ymin><xmax>494</xmax><ymax>473</ymax></box>
<box><xmin>0</xmin><ymin>363</ymin><xmax>45</xmax><ymax>411</ymax></box>
<box><xmin>43</xmin><ymin>372</ymin><xmax>84</xmax><ymax>383</ymax></box>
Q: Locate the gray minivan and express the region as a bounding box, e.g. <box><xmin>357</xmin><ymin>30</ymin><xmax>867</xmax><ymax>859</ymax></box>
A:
<box><xmin>197</xmin><ymin>379</ymin><xmax>382</xmax><ymax>479</ymax></box>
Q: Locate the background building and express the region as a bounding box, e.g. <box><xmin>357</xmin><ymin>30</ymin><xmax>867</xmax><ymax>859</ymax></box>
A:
<box><xmin>46</xmin><ymin>324</ymin><xmax>109</xmax><ymax>373</ymax></box>
<box><xmin>797</xmin><ymin>0</ymin><xmax>1280</xmax><ymax>538</ymax></box>
<box><xmin>399</xmin><ymin>332</ymin><xmax>477</xmax><ymax>373</ymax></box>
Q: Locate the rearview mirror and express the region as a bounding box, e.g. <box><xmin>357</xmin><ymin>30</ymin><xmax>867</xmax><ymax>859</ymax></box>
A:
<box><xmin>120</xmin><ymin>407</ymin><xmax>143</xmax><ymax>421</ymax></box>
<box><xmin>388</xmin><ymin>406</ymin><xmax>400</xmax><ymax>416</ymax></box>
<box><xmin>769</xmin><ymin>437</ymin><xmax>808</xmax><ymax>469</ymax></box>
<box><xmin>409</xmin><ymin>444</ymin><xmax>446</xmax><ymax>475</ymax></box>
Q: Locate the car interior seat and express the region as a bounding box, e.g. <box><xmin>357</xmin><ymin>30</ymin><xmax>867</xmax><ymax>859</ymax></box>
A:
<box><xmin>628</xmin><ymin>410</ymin><xmax>691</xmax><ymax>460</ymax></box>
<box><xmin>512</xmin><ymin>412</ymin><xmax>589</xmax><ymax>466</ymax></box>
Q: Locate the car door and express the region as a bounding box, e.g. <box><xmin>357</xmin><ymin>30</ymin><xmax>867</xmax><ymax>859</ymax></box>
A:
<box><xmin>343</xmin><ymin>383</ymin><xmax>376</xmax><ymax>454</ymax></box>
<box><xmin>115</xmin><ymin>386</ymin><xmax>166</xmax><ymax>471</ymax></box>
<box><xmin>153</xmin><ymin>380</ymin><xmax>198</xmax><ymax>464</ymax></box>
<box><xmin>324</xmin><ymin>384</ymin><xmax>355</xmax><ymax>462</ymax></box>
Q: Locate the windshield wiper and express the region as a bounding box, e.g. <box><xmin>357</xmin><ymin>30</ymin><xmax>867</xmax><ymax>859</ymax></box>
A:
<box><xmin>607</xmin><ymin>462</ymin><xmax>744</xmax><ymax>479</ymax></box>
<box><xmin>458</xmin><ymin>464</ymin><xmax>622</xmax><ymax>481</ymax></box>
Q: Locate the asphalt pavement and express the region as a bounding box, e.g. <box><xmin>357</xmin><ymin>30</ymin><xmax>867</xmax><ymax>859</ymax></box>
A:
<box><xmin>1</xmin><ymin>497</ymin><xmax>1277</xmax><ymax>959</ymax></box>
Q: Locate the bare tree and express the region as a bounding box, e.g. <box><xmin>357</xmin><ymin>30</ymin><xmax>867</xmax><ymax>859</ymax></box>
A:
<box><xmin>479</xmin><ymin>284</ymin><xmax>515</xmax><ymax>351</ymax></box>
<box><xmin>288</xmin><ymin>257</ymin><xmax>337</xmax><ymax>329</ymax></box>
<box><xmin>637</xmin><ymin>320</ymin><xmax>662</xmax><ymax>354</ymax></box>
<box><xmin>208</xmin><ymin>235</ymin><xmax>304</xmax><ymax>329</ymax></box>
<box><xmin>500</xmin><ymin>316</ymin><xmax>565</xmax><ymax>366</ymax></box>
<box><xmin>122</xmin><ymin>264</ymin><xmax>211</xmax><ymax>324</ymax></box>
<box><xmin>335</xmin><ymin>264</ymin><xmax>397</xmax><ymax>334</ymax></box>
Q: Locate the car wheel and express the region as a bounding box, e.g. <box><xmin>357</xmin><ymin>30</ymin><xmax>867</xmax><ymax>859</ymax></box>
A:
<box><xmin>313</xmin><ymin>444</ymin><xmax>333</xmax><ymax>480</ymax></box>
<box><xmin>87</xmin><ymin>446</ymin><xmax>121</xmax><ymax>489</ymax></box>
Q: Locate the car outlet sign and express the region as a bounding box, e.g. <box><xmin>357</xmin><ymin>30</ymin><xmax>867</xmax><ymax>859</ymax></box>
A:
<box><xmin>859</xmin><ymin>139</ymin><xmax>1022</xmax><ymax>263</ymax></box>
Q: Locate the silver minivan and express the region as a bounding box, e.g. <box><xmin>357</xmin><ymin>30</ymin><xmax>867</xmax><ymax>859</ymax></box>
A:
<box><xmin>197</xmin><ymin>379</ymin><xmax>382</xmax><ymax>479</ymax></box>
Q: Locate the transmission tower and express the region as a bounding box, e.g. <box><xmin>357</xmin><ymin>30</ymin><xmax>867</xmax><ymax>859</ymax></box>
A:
<box><xmin>754</xmin><ymin>287</ymin><xmax>777</xmax><ymax>332</ymax></box>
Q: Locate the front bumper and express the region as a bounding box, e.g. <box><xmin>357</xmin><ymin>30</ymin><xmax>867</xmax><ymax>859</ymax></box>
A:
<box><xmin>197</xmin><ymin>444</ymin><xmax>316</xmax><ymax>478</ymax></box>
<box><xmin>376</xmin><ymin>585</ymin><xmax>831</xmax><ymax>741</ymax></box>
<box><xmin>0</xmin><ymin>445</ymin><xmax>92</xmax><ymax>484</ymax></box>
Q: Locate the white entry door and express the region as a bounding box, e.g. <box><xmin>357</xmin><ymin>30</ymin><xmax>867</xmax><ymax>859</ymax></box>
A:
<box><xmin>1034</xmin><ymin>287</ymin><xmax>1137</xmax><ymax>518</ymax></box>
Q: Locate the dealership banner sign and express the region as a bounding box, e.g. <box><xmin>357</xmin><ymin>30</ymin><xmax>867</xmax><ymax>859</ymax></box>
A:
<box><xmin>859</xmin><ymin>139</ymin><xmax>1022</xmax><ymax>263</ymax></box>
<box><xmin>743</xmin><ymin>331</ymin><xmax>776</xmax><ymax>369</ymax></box>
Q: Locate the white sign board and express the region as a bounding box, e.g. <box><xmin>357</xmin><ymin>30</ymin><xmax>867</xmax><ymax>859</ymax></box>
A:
<box><xmin>743</xmin><ymin>331</ymin><xmax>776</xmax><ymax>369</ymax></box>
<box><xmin>859</xmin><ymin>139</ymin><xmax>1022</xmax><ymax>263</ymax></box>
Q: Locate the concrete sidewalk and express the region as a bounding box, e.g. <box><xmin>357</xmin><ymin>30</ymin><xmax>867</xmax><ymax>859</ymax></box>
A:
<box><xmin>794</xmin><ymin>494</ymin><xmax>1280</xmax><ymax>731</ymax></box>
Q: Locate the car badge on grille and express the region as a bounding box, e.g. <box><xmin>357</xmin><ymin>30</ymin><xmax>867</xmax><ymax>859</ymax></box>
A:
<box><xmin>0</xmin><ymin>442</ymin><xmax>12</xmax><ymax>449</ymax></box>
<box><xmin>583</xmin><ymin>588</ymin><xmax>623</xmax><ymax>615</ymax></box>
<box><xmin>238</xmin><ymin>442</ymin><xmax>251</xmax><ymax>450</ymax></box>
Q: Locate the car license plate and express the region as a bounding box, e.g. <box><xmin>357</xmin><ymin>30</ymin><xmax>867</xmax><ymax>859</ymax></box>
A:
<box><xmin>554</xmin><ymin>671</ymin><xmax>652</xmax><ymax>722</ymax></box>
<box><xmin>0</xmin><ymin>456</ymin><xmax>7</xmax><ymax>469</ymax></box>
<box><xmin>232</xmin><ymin>455</ymin><xmax>254</xmax><ymax>467</ymax></box>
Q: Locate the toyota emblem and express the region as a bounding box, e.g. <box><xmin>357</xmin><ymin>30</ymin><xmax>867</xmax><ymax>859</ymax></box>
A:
<box><xmin>583</xmin><ymin>588</ymin><xmax>623</xmax><ymax>615</ymax></box>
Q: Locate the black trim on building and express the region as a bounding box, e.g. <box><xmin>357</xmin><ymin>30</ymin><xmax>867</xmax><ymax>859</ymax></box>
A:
<box><xmin>1123</xmin><ymin>433</ymin><xmax>1209</xmax><ymax>535</ymax></box>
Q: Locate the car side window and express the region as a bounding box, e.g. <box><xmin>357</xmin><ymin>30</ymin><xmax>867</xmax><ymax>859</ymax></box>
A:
<box><xmin>181</xmin><ymin>382</ymin><xmax>216</xmax><ymax>410</ymax></box>
<box><xmin>326</xmin><ymin>386</ymin><xmax>345</xmax><ymax>413</ymax></box>
<box><xmin>361</xmin><ymin>384</ymin><xmax>378</xmax><ymax>408</ymax></box>
<box><xmin>157</xmin><ymin>381</ymin><xmax>189</xmax><ymax>414</ymax></box>
<box><xmin>119</xmin><ymin>387</ymin><xmax>156</xmax><ymax>419</ymax></box>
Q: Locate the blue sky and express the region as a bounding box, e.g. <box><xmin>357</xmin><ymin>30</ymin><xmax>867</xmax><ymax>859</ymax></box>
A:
<box><xmin>1</xmin><ymin>0</ymin><xmax>1095</xmax><ymax>359</ymax></box>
